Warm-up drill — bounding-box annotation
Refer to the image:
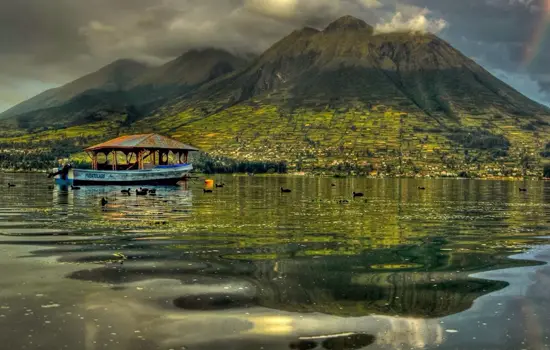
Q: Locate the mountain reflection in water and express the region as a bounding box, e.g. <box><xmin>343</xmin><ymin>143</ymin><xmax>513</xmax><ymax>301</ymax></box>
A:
<box><xmin>0</xmin><ymin>174</ymin><xmax>549</xmax><ymax>350</ymax></box>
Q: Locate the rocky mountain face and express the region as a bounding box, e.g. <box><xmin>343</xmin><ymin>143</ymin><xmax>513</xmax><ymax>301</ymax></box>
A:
<box><xmin>173</xmin><ymin>15</ymin><xmax>546</xmax><ymax>117</ymax></box>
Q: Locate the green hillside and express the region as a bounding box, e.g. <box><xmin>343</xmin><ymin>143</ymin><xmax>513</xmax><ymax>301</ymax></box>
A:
<box><xmin>1</xmin><ymin>16</ymin><xmax>549</xmax><ymax>177</ymax></box>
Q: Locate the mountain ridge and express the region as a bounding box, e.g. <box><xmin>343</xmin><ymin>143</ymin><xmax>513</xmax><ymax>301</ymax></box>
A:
<box><xmin>1</xmin><ymin>15</ymin><xmax>549</xmax><ymax>176</ymax></box>
<box><xmin>0</xmin><ymin>59</ymin><xmax>150</xmax><ymax>120</ymax></box>
<box><xmin>0</xmin><ymin>49</ymin><xmax>249</xmax><ymax>129</ymax></box>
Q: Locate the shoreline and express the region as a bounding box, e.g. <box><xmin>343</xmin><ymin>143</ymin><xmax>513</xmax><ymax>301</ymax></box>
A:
<box><xmin>1</xmin><ymin>169</ymin><xmax>547</xmax><ymax>181</ymax></box>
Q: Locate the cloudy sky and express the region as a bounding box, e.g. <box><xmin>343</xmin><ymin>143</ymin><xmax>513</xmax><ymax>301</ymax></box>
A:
<box><xmin>1</xmin><ymin>0</ymin><xmax>550</xmax><ymax>112</ymax></box>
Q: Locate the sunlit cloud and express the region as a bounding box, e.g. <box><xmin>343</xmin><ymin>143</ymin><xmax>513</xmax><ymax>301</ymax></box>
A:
<box><xmin>375</xmin><ymin>7</ymin><xmax>448</xmax><ymax>34</ymax></box>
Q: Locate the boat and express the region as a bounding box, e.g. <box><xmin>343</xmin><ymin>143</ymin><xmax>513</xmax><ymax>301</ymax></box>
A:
<box><xmin>51</xmin><ymin>134</ymin><xmax>199</xmax><ymax>186</ymax></box>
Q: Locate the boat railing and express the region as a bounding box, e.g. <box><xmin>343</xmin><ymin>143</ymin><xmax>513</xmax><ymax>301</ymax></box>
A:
<box><xmin>154</xmin><ymin>163</ymin><xmax>189</xmax><ymax>169</ymax></box>
<box><xmin>89</xmin><ymin>163</ymin><xmax>190</xmax><ymax>171</ymax></box>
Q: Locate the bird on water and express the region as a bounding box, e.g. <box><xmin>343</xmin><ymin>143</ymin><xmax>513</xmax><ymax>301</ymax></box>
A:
<box><xmin>101</xmin><ymin>198</ymin><xmax>108</xmax><ymax>207</ymax></box>
<box><xmin>7</xmin><ymin>183</ymin><xmax>15</xmax><ymax>188</ymax></box>
<box><xmin>519</xmin><ymin>188</ymin><xmax>527</xmax><ymax>192</ymax></box>
<box><xmin>121</xmin><ymin>188</ymin><xmax>131</xmax><ymax>195</ymax></box>
<box><xmin>203</xmin><ymin>189</ymin><xmax>213</xmax><ymax>193</ymax></box>
<box><xmin>136</xmin><ymin>188</ymin><xmax>148</xmax><ymax>196</ymax></box>
<box><xmin>353</xmin><ymin>192</ymin><xmax>364</xmax><ymax>198</ymax></box>
<box><xmin>418</xmin><ymin>186</ymin><xmax>426</xmax><ymax>190</ymax></box>
<box><xmin>281</xmin><ymin>187</ymin><xmax>292</xmax><ymax>193</ymax></box>
<box><xmin>216</xmin><ymin>183</ymin><xmax>225</xmax><ymax>188</ymax></box>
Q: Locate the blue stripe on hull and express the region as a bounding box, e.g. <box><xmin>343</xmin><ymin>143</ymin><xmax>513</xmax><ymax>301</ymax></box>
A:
<box><xmin>73</xmin><ymin>178</ymin><xmax>185</xmax><ymax>186</ymax></box>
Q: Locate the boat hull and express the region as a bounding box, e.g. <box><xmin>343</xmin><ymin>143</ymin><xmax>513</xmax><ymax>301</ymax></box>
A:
<box><xmin>53</xmin><ymin>164</ymin><xmax>193</xmax><ymax>186</ymax></box>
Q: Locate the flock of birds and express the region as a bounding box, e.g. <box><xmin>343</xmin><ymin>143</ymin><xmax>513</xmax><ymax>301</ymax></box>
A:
<box><xmin>202</xmin><ymin>183</ymin><xmax>367</xmax><ymax>198</ymax></box>
<box><xmin>4</xmin><ymin>181</ymin><xmax>531</xmax><ymax>208</ymax></box>
<box><xmin>100</xmin><ymin>187</ymin><xmax>157</xmax><ymax>207</ymax></box>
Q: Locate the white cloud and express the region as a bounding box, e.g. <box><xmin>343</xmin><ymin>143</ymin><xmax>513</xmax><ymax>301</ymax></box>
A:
<box><xmin>244</xmin><ymin>0</ymin><xmax>340</xmax><ymax>21</ymax></box>
<box><xmin>375</xmin><ymin>8</ymin><xmax>448</xmax><ymax>34</ymax></box>
<box><xmin>357</xmin><ymin>0</ymin><xmax>383</xmax><ymax>9</ymax></box>
<box><xmin>244</xmin><ymin>0</ymin><xmax>298</xmax><ymax>19</ymax></box>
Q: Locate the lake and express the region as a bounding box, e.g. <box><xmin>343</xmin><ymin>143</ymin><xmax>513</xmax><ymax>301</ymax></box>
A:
<box><xmin>1</xmin><ymin>173</ymin><xmax>550</xmax><ymax>350</ymax></box>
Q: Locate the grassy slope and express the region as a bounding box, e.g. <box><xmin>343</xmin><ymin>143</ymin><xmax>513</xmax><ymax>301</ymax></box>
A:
<box><xmin>129</xmin><ymin>100</ymin><xmax>549</xmax><ymax>176</ymax></box>
<box><xmin>1</xmin><ymin>99</ymin><xmax>547</xmax><ymax>176</ymax></box>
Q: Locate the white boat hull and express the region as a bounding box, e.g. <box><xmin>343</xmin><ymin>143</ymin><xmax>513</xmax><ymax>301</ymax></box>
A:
<box><xmin>54</xmin><ymin>164</ymin><xmax>193</xmax><ymax>186</ymax></box>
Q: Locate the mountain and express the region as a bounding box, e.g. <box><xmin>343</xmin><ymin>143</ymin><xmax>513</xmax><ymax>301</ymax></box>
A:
<box><xmin>129</xmin><ymin>48</ymin><xmax>247</xmax><ymax>90</ymax></box>
<box><xmin>0</xmin><ymin>59</ymin><xmax>150</xmax><ymax>120</ymax></box>
<box><xmin>2</xmin><ymin>16</ymin><xmax>550</xmax><ymax>176</ymax></box>
<box><xmin>166</xmin><ymin>15</ymin><xmax>547</xmax><ymax>117</ymax></box>
<box><xmin>128</xmin><ymin>15</ymin><xmax>548</xmax><ymax>176</ymax></box>
<box><xmin>0</xmin><ymin>49</ymin><xmax>248</xmax><ymax>130</ymax></box>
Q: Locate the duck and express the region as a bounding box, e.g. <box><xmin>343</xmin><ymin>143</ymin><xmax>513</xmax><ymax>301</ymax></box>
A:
<box><xmin>338</xmin><ymin>199</ymin><xmax>350</xmax><ymax>204</ymax></box>
<box><xmin>139</xmin><ymin>187</ymin><xmax>149</xmax><ymax>193</ymax></box>
<box><xmin>7</xmin><ymin>183</ymin><xmax>15</xmax><ymax>188</ymax></box>
<box><xmin>353</xmin><ymin>192</ymin><xmax>364</xmax><ymax>198</ymax></box>
<box><xmin>121</xmin><ymin>188</ymin><xmax>131</xmax><ymax>195</ymax></box>
<box><xmin>331</xmin><ymin>183</ymin><xmax>336</xmax><ymax>187</ymax></box>
<box><xmin>216</xmin><ymin>183</ymin><xmax>225</xmax><ymax>188</ymax></box>
<box><xmin>281</xmin><ymin>187</ymin><xmax>292</xmax><ymax>193</ymax></box>
<box><xmin>71</xmin><ymin>185</ymin><xmax>81</xmax><ymax>190</ymax></box>
<box><xmin>519</xmin><ymin>188</ymin><xmax>527</xmax><ymax>192</ymax></box>
<box><xmin>136</xmin><ymin>189</ymin><xmax>148</xmax><ymax>196</ymax></box>
<box><xmin>203</xmin><ymin>189</ymin><xmax>213</xmax><ymax>193</ymax></box>
<box><xmin>418</xmin><ymin>186</ymin><xmax>426</xmax><ymax>190</ymax></box>
<box><xmin>100</xmin><ymin>198</ymin><xmax>108</xmax><ymax>207</ymax></box>
<box><xmin>112</xmin><ymin>252</ymin><xmax>127</xmax><ymax>265</ymax></box>
<box><xmin>148</xmin><ymin>189</ymin><xmax>156</xmax><ymax>194</ymax></box>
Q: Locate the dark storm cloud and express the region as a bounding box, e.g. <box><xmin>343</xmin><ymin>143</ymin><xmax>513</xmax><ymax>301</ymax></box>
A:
<box><xmin>1</xmin><ymin>0</ymin><xmax>550</xmax><ymax>111</ymax></box>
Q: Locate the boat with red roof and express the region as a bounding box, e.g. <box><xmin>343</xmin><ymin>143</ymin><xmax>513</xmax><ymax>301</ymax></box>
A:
<box><xmin>50</xmin><ymin>134</ymin><xmax>198</xmax><ymax>186</ymax></box>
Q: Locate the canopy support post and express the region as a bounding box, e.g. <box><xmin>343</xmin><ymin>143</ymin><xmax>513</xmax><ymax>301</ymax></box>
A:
<box><xmin>112</xmin><ymin>150</ymin><xmax>117</xmax><ymax>171</ymax></box>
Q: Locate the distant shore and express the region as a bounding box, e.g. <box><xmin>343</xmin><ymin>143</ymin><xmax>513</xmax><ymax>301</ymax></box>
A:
<box><xmin>1</xmin><ymin>169</ymin><xmax>547</xmax><ymax>181</ymax></box>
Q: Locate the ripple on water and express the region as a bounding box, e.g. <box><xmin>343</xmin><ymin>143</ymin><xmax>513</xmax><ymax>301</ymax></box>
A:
<box><xmin>289</xmin><ymin>333</ymin><xmax>376</xmax><ymax>350</ymax></box>
<box><xmin>1</xmin><ymin>174</ymin><xmax>550</xmax><ymax>341</ymax></box>
<box><xmin>319</xmin><ymin>333</ymin><xmax>376</xmax><ymax>349</ymax></box>
<box><xmin>0</xmin><ymin>222</ymin><xmax>42</xmax><ymax>227</ymax></box>
<box><xmin>173</xmin><ymin>293</ymin><xmax>258</xmax><ymax>311</ymax></box>
<box><xmin>0</xmin><ymin>228</ymin><xmax>69</xmax><ymax>236</ymax></box>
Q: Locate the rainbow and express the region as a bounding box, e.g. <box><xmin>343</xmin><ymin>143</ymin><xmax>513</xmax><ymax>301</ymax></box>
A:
<box><xmin>523</xmin><ymin>0</ymin><xmax>550</xmax><ymax>65</ymax></box>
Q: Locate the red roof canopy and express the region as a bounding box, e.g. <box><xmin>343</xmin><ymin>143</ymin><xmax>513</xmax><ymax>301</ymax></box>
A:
<box><xmin>85</xmin><ymin>134</ymin><xmax>199</xmax><ymax>152</ymax></box>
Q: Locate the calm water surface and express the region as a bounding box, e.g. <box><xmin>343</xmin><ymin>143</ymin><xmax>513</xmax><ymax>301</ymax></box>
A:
<box><xmin>1</xmin><ymin>173</ymin><xmax>550</xmax><ymax>350</ymax></box>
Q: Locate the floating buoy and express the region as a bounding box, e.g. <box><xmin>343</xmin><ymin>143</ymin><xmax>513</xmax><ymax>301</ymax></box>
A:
<box><xmin>204</xmin><ymin>179</ymin><xmax>214</xmax><ymax>188</ymax></box>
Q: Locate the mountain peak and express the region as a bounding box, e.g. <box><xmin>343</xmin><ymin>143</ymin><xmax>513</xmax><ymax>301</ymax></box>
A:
<box><xmin>101</xmin><ymin>59</ymin><xmax>148</xmax><ymax>71</ymax></box>
<box><xmin>129</xmin><ymin>47</ymin><xmax>248</xmax><ymax>88</ymax></box>
<box><xmin>324</xmin><ymin>15</ymin><xmax>373</xmax><ymax>33</ymax></box>
<box><xmin>179</xmin><ymin>48</ymin><xmax>233</xmax><ymax>59</ymax></box>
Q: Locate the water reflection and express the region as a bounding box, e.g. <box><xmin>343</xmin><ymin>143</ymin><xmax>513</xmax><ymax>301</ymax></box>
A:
<box><xmin>1</xmin><ymin>174</ymin><xmax>550</xmax><ymax>349</ymax></box>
